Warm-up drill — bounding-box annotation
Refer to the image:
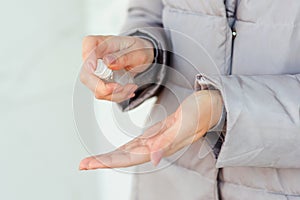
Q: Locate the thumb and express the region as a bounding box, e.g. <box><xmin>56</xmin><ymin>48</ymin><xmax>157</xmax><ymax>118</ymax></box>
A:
<box><xmin>149</xmin><ymin>131</ymin><xmax>174</xmax><ymax>167</ymax></box>
<box><xmin>150</xmin><ymin>149</ymin><xmax>164</xmax><ymax>167</ymax></box>
<box><xmin>103</xmin><ymin>51</ymin><xmax>130</xmax><ymax>70</ymax></box>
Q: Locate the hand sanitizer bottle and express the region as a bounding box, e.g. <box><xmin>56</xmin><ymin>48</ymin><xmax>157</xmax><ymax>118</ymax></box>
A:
<box><xmin>94</xmin><ymin>59</ymin><xmax>133</xmax><ymax>85</ymax></box>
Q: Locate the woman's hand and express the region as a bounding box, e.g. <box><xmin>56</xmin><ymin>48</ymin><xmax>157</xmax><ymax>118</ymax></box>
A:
<box><xmin>79</xmin><ymin>90</ymin><xmax>223</xmax><ymax>170</ymax></box>
<box><xmin>80</xmin><ymin>35</ymin><xmax>154</xmax><ymax>103</ymax></box>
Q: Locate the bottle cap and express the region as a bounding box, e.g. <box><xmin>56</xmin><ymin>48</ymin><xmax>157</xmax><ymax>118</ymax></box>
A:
<box><xmin>94</xmin><ymin>59</ymin><xmax>112</xmax><ymax>80</ymax></box>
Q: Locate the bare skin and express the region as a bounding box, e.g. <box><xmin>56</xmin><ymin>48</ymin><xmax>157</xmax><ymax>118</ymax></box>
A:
<box><xmin>80</xmin><ymin>35</ymin><xmax>154</xmax><ymax>103</ymax></box>
<box><xmin>79</xmin><ymin>90</ymin><xmax>223</xmax><ymax>170</ymax></box>
<box><xmin>79</xmin><ymin>35</ymin><xmax>223</xmax><ymax>169</ymax></box>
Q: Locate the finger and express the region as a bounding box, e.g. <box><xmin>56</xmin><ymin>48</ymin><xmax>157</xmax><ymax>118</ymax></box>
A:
<box><xmin>108</xmin><ymin>84</ymin><xmax>138</xmax><ymax>103</ymax></box>
<box><xmin>147</xmin><ymin>112</ymin><xmax>187</xmax><ymax>166</ymax></box>
<box><xmin>141</xmin><ymin>118</ymin><xmax>170</xmax><ymax>138</ymax></box>
<box><xmin>79</xmin><ymin>120</ymin><xmax>169</xmax><ymax>170</ymax></box>
<box><xmin>82</xmin><ymin>36</ymin><xmax>140</xmax><ymax>79</ymax></box>
<box><xmin>149</xmin><ymin>127</ymin><xmax>176</xmax><ymax>166</ymax></box>
<box><xmin>81</xmin><ymin>58</ymin><xmax>139</xmax><ymax>101</ymax></box>
<box><xmin>149</xmin><ymin>124</ymin><xmax>203</xmax><ymax>166</ymax></box>
<box><xmin>86</xmin><ymin>147</ymin><xmax>151</xmax><ymax>170</ymax></box>
<box><xmin>80</xmin><ymin>66</ymin><xmax>124</xmax><ymax>98</ymax></box>
<box><xmin>121</xmin><ymin>120</ymin><xmax>168</xmax><ymax>152</ymax></box>
<box><xmin>82</xmin><ymin>35</ymin><xmax>111</xmax><ymax>60</ymax></box>
<box><xmin>142</xmin><ymin>114</ymin><xmax>178</xmax><ymax>166</ymax></box>
<box><xmin>94</xmin><ymin>36</ymin><xmax>136</xmax><ymax>60</ymax></box>
<box><xmin>103</xmin><ymin>47</ymin><xmax>151</xmax><ymax>71</ymax></box>
<box><xmin>79</xmin><ymin>156</ymin><xmax>95</xmax><ymax>170</ymax></box>
<box><xmin>81</xmin><ymin>137</ymin><xmax>152</xmax><ymax>170</ymax></box>
<box><xmin>83</xmin><ymin>35</ymin><xmax>135</xmax><ymax>67</ymax></box>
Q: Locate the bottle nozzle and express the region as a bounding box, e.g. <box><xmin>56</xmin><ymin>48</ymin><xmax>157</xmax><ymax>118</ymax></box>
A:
<box><xmin>94</xmin><ymin>59</ymin><xmax>113</xmax><ymax>80</ymax></box>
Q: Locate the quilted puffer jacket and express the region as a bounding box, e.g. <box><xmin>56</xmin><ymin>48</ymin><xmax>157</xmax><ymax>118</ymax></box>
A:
<box><xmin>119</xmin><ymin>0</ymin><xmax>300</xmax><ymax>199</ymax></box>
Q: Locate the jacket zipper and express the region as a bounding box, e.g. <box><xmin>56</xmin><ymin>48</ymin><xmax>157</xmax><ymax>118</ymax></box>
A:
<box><xmin>229</xmin><ymin>27</ymin><xmax>237</xmax><ymax>75</ymax></box>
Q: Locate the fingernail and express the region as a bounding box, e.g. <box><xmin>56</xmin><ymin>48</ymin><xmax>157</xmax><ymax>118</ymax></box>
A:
<box><xmin>130</xmin><ymin>85</ymin><xmax>138</xmax><ymax>91</ymax></box>
<box><xmin>104</xmin><ymin>54</ymin><xmax>116</xmax><ymax>65</ymax></box>
<box><xmin>129</xmin><ymin>87</ymin><xmax>137</xmax><ymax>94</ymax></box>
<box><xmin>129</xmin><ymin>93</ymin><xmax>135</xmax><ymax>98</ymax></box>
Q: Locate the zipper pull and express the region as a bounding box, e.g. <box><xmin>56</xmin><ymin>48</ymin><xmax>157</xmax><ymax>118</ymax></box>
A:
<box><xmin>196</xmin><ymin>74</ymin><xmax>215</xmax><ymax>90</ymax></box>
<box><xmin>232</xmin><ymin>28</ymin><xmax>237</xmax><ymax>39</ymax></box>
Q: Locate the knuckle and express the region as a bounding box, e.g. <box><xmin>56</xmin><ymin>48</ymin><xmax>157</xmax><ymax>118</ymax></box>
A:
<box><xmin>79</xmin><ymin>72</ymin><xmax>87</xmax><ymax>84</ymax></box>
<box><xmin>118</xmin><ymin>54</ymin><xmax>128</xmax><ymax>66</ymax></box>
<box><xmin>139</xmin><ymin>53</ymin><xmax>148</xmax><ymax>64</ymax></box>
<box><xmin>95</xmin><ymin>84</ymin><xmax>112</xmax><ymax>99</ymax></box>
<box><xmin>122</xmin><ymin>54</ymin><xmax>128</xmax><ymax>65</ymax></box>
<box><xmin>94</xmin><ymin>92</ymin><xmax>104</xmax><ymax>100</ymax></box>
<box><xmin>82</xmin><ymin>35</ymin><xmax>94</xmax><ymax>43</ymax></box>
<box><xmin>111</xmin><ymin>98</ymin><xmax>121</xmax><ymax>103</ymax></box>
<box><xmin>82</xmin><ymin>35</ymin><xmax>96</xmax><ymax>58</ymax></box>
<box><xmin>104</xmin><ymin>95</ymin><xmax>114</xmax><ymax>102</ymax></box>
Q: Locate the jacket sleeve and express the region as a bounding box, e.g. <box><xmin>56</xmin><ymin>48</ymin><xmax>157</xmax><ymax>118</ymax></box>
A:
<box><xmin>118</xmin><ymin>0</ymin><xmax>171</xmax><ymax>111</ymax></box>
<box><xmin>196</xmin><ymin>73</ymin><xmax>300</xmax><ymax>168</ymax></box>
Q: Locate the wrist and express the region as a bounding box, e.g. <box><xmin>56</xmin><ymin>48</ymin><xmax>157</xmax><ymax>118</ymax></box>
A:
<box><xmin>208</xmin><ymin>91</ymin><xmax>224</xmax><ymax>130</ymax></box>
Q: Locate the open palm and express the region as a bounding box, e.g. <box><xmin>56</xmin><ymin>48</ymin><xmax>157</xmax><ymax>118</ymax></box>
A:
<box><xmin>79</xmin><ymin>90</ymin><xmax>223</xmax><ymax>170</ymax></box>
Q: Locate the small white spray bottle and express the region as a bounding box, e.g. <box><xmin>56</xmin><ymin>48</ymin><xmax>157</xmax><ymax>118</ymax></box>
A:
<box><xmin>94</xmin><ymin>59</ymin><xmax>133</xmax><ymax>85</ymax></box>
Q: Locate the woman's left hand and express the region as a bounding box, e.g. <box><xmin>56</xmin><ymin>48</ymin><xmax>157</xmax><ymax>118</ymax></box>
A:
<box><xmin>79</xmin><ymin>90</ymin><xmax>223</xmax><ymax>170</ymax></box>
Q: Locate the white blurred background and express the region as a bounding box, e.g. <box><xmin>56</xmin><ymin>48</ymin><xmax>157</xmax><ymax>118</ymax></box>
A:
<box><xmin>0</xmin><ymin>0</ymin><xmax>152</xmax><ymax>199</ymax></box>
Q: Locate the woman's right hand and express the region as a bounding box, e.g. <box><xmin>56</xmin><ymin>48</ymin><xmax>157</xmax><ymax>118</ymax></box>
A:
<box><xmin>80</xmin><ymin>35</ymin><xmax>155</xmax><ymax>103</ymax></box>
